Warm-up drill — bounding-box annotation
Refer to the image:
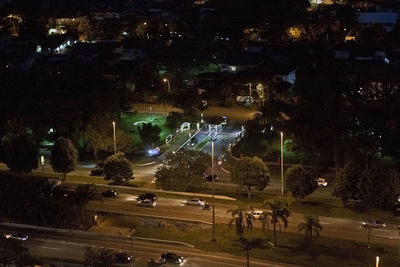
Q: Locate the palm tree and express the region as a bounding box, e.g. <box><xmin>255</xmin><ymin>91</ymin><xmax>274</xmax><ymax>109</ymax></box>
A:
<box><xmin>262</xmin><ymin>200</ymin><xmax>290</xmax><ymax>246</ymax></box>
<box><xmin>74</xmin><ymin>184</ymin><xmax>103</xmax><ymax>228</ymax></box>
<box><xmin>227</xmin><ymin>204</ymin><xmax>254</xmax><ymax>238</ymax></box>
<box><xmin>297</xmin><ymin>215</ymin><xmax>323</xmax><ymax>243</ymax></box>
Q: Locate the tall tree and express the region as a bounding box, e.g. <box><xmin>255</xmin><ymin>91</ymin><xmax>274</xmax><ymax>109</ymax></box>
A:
<box><xmin>138</xmin><ymin>123</ymin><xmax>161</xmax><ymax>146</ymax></box>
<box><xmin>155</xmin><ymin>150</ymin><xmax>210</xmax><ymax>191</ymax></box>
<box><xmin>297</xmin><ymin>215</ymin><xmax>323</xmax><ymax>244</ymax></box>
<box><xmin>262</xmin><ymin>200</ymin><xmax>290</xmax><ymax>246</ymax></box>
<box><xmin>227</xmin><ymin>204</ymin><xmax>254</xmax><ymax>238</ymax></box>
<box><xmin>333</xmin><ymin>162</ymin><xmax>361</xmax><ymax>204</ymax></box>
<box><xmin>81</xmin><ymin>115</ymin><xmax>136</xmax><ymax>160</ymax></box>
<box><xmin>103</xmin><ymin>152</ymin><xmax>133</xmax><ymax>185</ymax></box>
<box><xmin>4</xmin><ymin>135</ymin><xmax>38</xmax><ymax>173</ymax></box>
<box><xmin>74</xmin><ymin>184</ymin><xmax>102</xmax><ymax>228</ymax></box>
<box><xmin>358</xmin><ymin>164</ymin><xmax>400</xmax><ymax>209</ymax></box>
<box><xmin>231</xmin><ymin>156</ymin><xmax>270</xmax><ymax>199</ymax></box>
<box><xmin>285</xmin><ymin>164</ymin><xmax>317</xmax><ymax>201</ymax></box>
<box><xmin>51</xmin><ymin>137</ymin><xmax>78</xmax><ymax>181</ymax></box>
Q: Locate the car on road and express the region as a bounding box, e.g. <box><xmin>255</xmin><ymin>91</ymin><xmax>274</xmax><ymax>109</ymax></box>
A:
<box><xmin>187</xmin><ymin>138</ymin><xmax>197</xmax><ymax>148</ymax></box>
<box><xmin>361</xmin><ymin>220</ymin><xmax>386</xmax><ymax>229</ymax></box>
<box><xmin>137</xmin><ymin>199</ymin><xmax>156</xmax><ymax>207</ymax></box>
<box><xmin>96</xmin><ymin>162</ymin><xmax>104</xmax><ymax>168</ymax></box>
<box><xmin>90</xmin><ymin>168</ymin><xmax>104</xmax><ymax>176</ymax></box>
<box><xmin>251</xmin><ymin>209</ymin><xmax>272</xmax><ymax>219</ymax></box>
<box><xmin>204</xmin><ymin>174</ymin><xmax>219</xmax><ymax>182</ymax></box>
<box><xmin>51</xmin><ymin>186</ymin><xmax>75</xmax><ymax>198</ymax></box>
<box><xmin>3</xmin><ymin>233</ymin><xmax>28</xmax><ymax>241</ymax></box>
<box><xmin>138</xmin><ymin>193</ymin><xmax>158</xmax><ymax>201</ymax></box>
<box><xmin>316</xmin><ymin>177</ymin><xmax>328</xmax><ymax>187</ymax></box>
<box><xmin>113</xmin><ymin>251</ymin><xmax>132</xmax><ymax>263</ymax></box>
<box><xmin>101</xmin><ymin>190</ymin><xmax>119</xmax><ymax>198</ymax></box>
<box><xmin>160</xmin><ymin>252</ymin><xmax>184</xmax><ymax>264</ymax></box>
<box><xmin>185</xmin><ymin>198</ymin><xmax>205</xmax><ymax>206</ymax></box>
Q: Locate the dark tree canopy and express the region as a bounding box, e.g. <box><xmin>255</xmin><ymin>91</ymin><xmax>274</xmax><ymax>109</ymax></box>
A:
<box><xmin>84</xmin><ymin>246</ymin><xmax>114</xmax><ymax>267</ymax></box>
<box><xmin>51</xmin><ymin>137</ymin><xmax>78</xmax><ymax>180</ymax></box>
<box><xmin>231</xmin><ymin>156</ymin><xmax>270</xmax><ymax>198</ymax></box>
<box><xmin>155</xmin><ymin>150</ymin><xmax>210</xmax><ymax>191</ymax></box>
<box><xmin>103</xmin><ymin>152</ymin><xmax>133</xmax><ymax>185</ymax></box>
<box><xmin>4</xmin><ymin>135</ymin><xmax>38</xmax><ymax>173</ymax></box>
<box><xmin>333</xmin><ymin>162</ymin><xmax>361</xmax><ymax>204</ymax></box>
<box><xmin>138</xmin><ymin>123</ymin><xmax>161</xmax><ymax>146</ymax></box>
<box><xmin>0</xmin><ymin>237</ymin><xmax>33</xmax><ymax>266</ymax></box>
<box><xmin>358</xmin><ymin>164</ymin><xmax>400</xmax><ymax>209</ymax></box>
<box><xmin>285</xmin><ymin>164</ymin><xmax>317</xmax><ymax>201</ymax></box>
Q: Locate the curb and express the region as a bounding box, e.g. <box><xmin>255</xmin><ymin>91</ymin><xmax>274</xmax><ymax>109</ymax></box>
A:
<box><xmin>136</xmin><ymin>161</ymin><xmax>157</xmax><ymax>167</ymax></box>
<box><xmin>64</xmin><ymin>181</ymin><xmax>237</xmax><ymax>201</ymax></box>
<box><xmin>0</xmin><ymin>223</ymin><xmax>195</xmax><ymax>248</ymax></box>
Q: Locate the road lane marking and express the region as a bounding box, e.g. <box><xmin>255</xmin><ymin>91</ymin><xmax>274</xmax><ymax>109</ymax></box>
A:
<box><xmin>42</xmin><ymin>246</ymin><xmax>63</xmax><ymax>250</ymax></box>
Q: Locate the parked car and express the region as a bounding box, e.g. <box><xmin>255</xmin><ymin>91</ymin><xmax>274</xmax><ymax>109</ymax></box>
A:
<box><xmin>160</xmin><ymin>252</ymin><xmax>183</xmax><ymax>264</ymax></box>
<box><xmin>251</xmin><ymin>209</ymin><xmax>272</xmax><ymax>219</ymax></box>
<box><xmin>137</xmin><ymin>199</ymin><xmax>156</xmax><ymax>207</ymax></box>
<box><xmin>113</xmin><ymin>251</ymin><xmax>132</xmax><ymax>263</ymax></box>
<box><xmin>90</xmin><ymin>168</ymin><xmax>104</xmax><ymax>176</ymax></box>
<box><xmin>138</xmin><ymin>193</ymin><xmax>158</xmax><ymax>201</ymax></box>
<box><xmin>361</xmin><ymin>220</ymin><xmax>386</xmax><ymax>229</ymax></box>
<box><xmin>316</xmin><ymin>177</ymin><xmax>328</xmax><ymax>187</ymax></box>
<box><xmin>204</xmin><ymin>174</ymin><xmax>219</xmax><ymax>182</ymax></box>
<box><xmin>101</xmin><ymin>190</ymin><xmax>119</xmax><ymax>198</ymax></box>
<box><xmin>185</xmin><ymin>198</ymin><xmax>205</xmax><ymax>206</ymax></box>
<box><xmin>3</xmin><ymin>233</ymin><xmax>28</xmax><ymax>241</ymax></box>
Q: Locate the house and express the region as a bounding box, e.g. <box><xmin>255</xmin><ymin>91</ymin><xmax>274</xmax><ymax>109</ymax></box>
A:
<box><xmin>272</xmin><ymin>65</ymin><xmax>296</xmax><ymax>85</ymax></box>
<box><xmin>40</xmin><ymin>34</ymin><xmax>77</xmax><ymax>54</ymax></box>
<box><xmin>219</xmin><ymin>53</ymin><xmax>265</xmax><ymax>73</ymax></box>
<box><xmin>47</xmin><ymin>15</ymin><xmax>88</xmax><ymax>35</ymax></box>
<box><xmin>356</xmin><ymin>12</ymin><xmax>398</xmax><ymax>32</ymax></box>
<box><xmin>91</xmin><ymin>10</ymin><xmax>120</xmax><ymax>20</ymax></box>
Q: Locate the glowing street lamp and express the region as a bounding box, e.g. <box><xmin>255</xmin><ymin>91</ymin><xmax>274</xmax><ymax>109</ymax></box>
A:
<box><xmin>163</xmin><ymin>78</ymin><xmax>171</xmax><ymax>93</ymax></box>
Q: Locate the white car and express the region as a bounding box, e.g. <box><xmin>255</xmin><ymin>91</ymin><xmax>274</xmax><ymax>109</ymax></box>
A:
<box><xmin>137</xmin><ymin>199</ymin><xmax>156</xmax><ymax>207</ymax></box>
<box><xmin>185</xmin><ymin>198</ymin><xmax>205</xmax><ymax>206</ymax></box>
<box><xmin>251</xmin><ymin>210</ymin><xmax>271</xmax><ymax>219</ymax></box>
<box><xmin>316</xmin><ymin>178</ymin><xmax>328</xmax><ymax>187</ymax></box>
<box><xmin>3</xmin><ymin>233</ymin><xmax>28</xmax><ymax>241</ymax></box>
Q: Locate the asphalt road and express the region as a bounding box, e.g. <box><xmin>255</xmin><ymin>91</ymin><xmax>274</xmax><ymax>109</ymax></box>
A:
<box><xmin>88</xmin><ymin>194</ymin><xmax>400</xmax><ymax>247</ymax></box>
<box><xmin>0</xmin><ymin>228</ymin><xmax>298</xmax><ymax>267</ymax></box>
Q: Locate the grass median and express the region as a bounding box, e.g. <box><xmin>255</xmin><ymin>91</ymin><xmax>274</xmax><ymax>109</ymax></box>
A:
<box><xmin>104</xmin><ymin>217</ymin><xmax>399</xmax><ymax>267</ymax></box>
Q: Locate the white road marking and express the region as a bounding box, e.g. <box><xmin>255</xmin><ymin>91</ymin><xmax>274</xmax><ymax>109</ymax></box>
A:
<box><xmin>42</xmin><ymin>246</ymin><xmax>63</xmax><ymax>250</ymax></box>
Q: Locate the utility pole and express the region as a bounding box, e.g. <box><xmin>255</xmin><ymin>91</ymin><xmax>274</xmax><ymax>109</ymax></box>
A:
<box><xmin>112</xmin><ymin>121</ymin><xmax>116</xmax><ymax>155</ymax></box>
<box><xmin>211</xmin><ymin>128</ymin><xmax>216</xmax><ymax>242</ymax></box>
<box><xmin>280</xmin><ymin>132</ymin><xmax>284</xmax><ymax>197</ymax></box>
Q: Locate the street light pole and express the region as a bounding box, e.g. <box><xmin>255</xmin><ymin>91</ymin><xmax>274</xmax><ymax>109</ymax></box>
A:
<box><xmin>248</xmin><ymin>83</ymin><xmax>252</xmax><ymax>105</ymax></box>
<box><xmin>130</xmin><ymin>233</ymin><xmax>134</xmax><ymax>267</ymax></box>
<box><xmin>112</xmin><ymin>121</ymin><xmax>116</xmax><ymax>155</ymax></box>
<box><xmin>280</xmin><ymin>132</ymin><xmax>284</xmax><ymax>197</ymax></box>
<box><xmin>163</xmin><ymin>78</ymin><xmax>171</xmax><ymax>93</ymax></box>
<box><xmin>211</xmin><ymin>137</ymin><xmax>216</xmax><ymax>242</ymax></box>
<box><xmin>367</xmin><ymin>226</ymin><xmax>371</xmax><ymax>267</ymax></box>
<box><xmin>397</xmin><ymin>226</ymin><xmax>400</xmax><ymax>256</ymax></box>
